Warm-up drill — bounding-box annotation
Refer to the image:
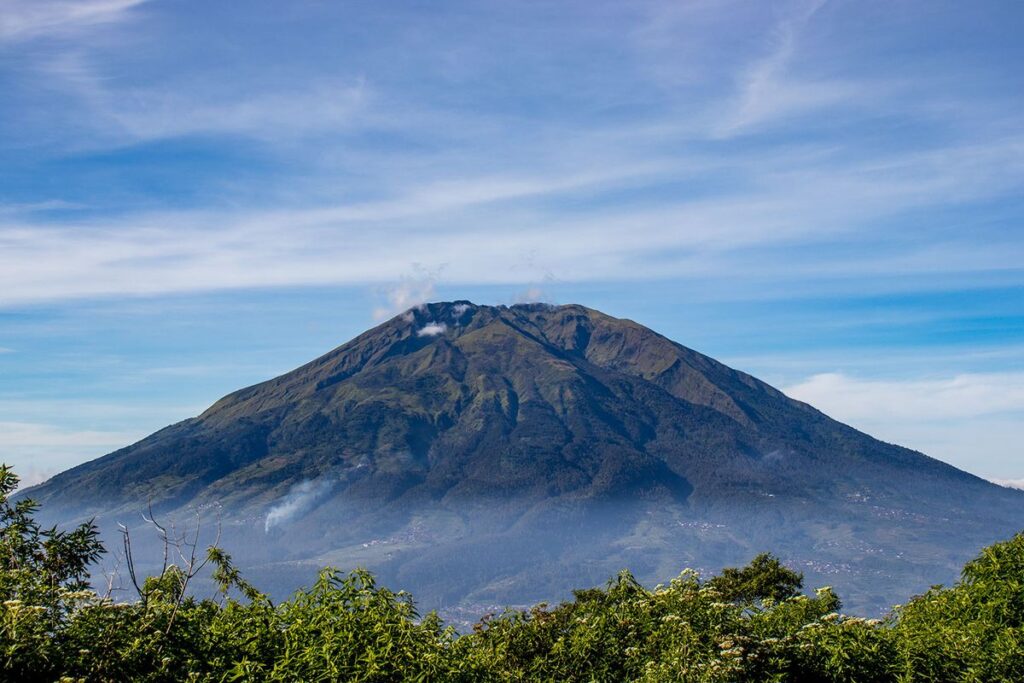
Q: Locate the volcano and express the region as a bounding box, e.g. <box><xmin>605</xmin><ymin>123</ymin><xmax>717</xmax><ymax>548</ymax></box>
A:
<box><xmin>25</xmin><ymin>302</ymin><xmax>1024</xmax><ymax>614</ymax></box>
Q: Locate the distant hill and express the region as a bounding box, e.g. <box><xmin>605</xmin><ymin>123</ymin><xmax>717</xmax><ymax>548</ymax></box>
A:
<box><xmin>25</xmin><ymin>301</ymin><xmax>1024</xmax><ymax>614</ymax></box>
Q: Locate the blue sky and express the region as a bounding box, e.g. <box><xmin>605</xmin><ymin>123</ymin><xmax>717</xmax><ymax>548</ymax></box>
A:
<box><xmin>0</xmin><ymin>0</ymin><xmax>1022</xmax><ymax>487</ymax></box>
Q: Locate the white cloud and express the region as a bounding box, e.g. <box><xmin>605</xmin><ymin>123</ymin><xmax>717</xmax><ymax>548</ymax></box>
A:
<box><xmin>0</xmin><ymin>398</ymin><xmax>201</xmax><ymax>424</ymax></box>
<box><xmin>783</xmin><ymin>372</ymin><xmax>1024</xmax><ymax>479</ymax></box>
<box><xmin>784</xmin><ymin>372</ymin><xmax>1024</xmax><ymax>422</ymax></box>
<box><xmin>0</xmin><ymin>421</ymin><xmax>144</xmax><ymax>487</ymax></box>
<box><xmin>416</xmin><ymin>322</ymin><xmax>446</xmax><ymax>337</ymax></box>
<box><xmin>0</xmin><ymin>420</ymin><xmax>140</xmax><ymax>450</ymax></box>
<box><xmin>6</xmin><ymin>466</ymin><xmax>61</xmax><ymax>489</ymax></box>
<box><xmin>0</xmin><ymin>347</ymin><xmax>13</xmax><ymax>354</ymax></box>
<box><xmin>0</xmin><ymin>0</ymin><xmax>145</xmax><ymax>42</ymax></box>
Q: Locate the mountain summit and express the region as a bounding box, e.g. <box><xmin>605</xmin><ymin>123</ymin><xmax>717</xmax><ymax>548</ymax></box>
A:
<box><xmin>27</xmin><ymin>302</ymin><xmax>1024</xmax><ymax>613</ymax></box>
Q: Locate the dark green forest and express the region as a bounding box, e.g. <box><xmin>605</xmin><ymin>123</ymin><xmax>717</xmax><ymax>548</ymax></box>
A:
<box><xmin>2</xmin><ymin>465</ymin><xmax>1021</xmax><ymax>682</ymax></box>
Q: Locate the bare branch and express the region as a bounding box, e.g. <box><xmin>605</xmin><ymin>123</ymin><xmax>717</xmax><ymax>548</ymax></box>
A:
<box><xmin>102</xmin><ymin>550</ymin><xmax>124</xmax><ymax>600</ymax></box>
<box><xmin>163</xmin><ymin>506</ymin><xmax>221</xmax><ymax>639</ymax></box>
<box><xmin>142</xmin><ymin>500</ymin><xmax>170</xmax><ymax>578</ymax></box>
<box><xmin>118</xmin><ymin>523</ymin><xmax>143</xmax><ymax>600</ymax></box>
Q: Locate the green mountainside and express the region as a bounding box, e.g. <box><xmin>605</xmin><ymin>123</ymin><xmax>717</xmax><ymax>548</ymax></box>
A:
<box><xmin>24</xmin><ymin>302</ymin><xmax>1024</xmax><ymax>614</ymax></box>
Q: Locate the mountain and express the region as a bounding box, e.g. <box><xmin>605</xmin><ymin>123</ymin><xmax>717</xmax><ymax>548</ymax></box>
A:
<box><xmin>24</xmin><ymin>302</ymin><xmax>1024</xmax><ymax>614</ymax></box>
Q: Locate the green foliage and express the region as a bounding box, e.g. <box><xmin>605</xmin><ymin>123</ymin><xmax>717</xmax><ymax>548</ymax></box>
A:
<box><xmin>705</xmin><ymin>552</ymin><xmax>804</xmax><ymax>605</ymax></box>
<box><xmin>892</xmin><ymin>531</ymin><xmax>1024</xmax><ymax>682</ymax></box>
<box><xmin>1</xmin><ymin>464</ymin><xmax>1022</xmax><ymax>681</ymax></box>
<box><xmin>0</xmin><ymin>465</ymin><xmax>104</xmax><ymax>599</ymax></box>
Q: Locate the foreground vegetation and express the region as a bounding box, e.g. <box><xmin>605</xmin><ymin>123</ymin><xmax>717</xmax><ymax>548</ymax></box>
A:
<box><xmin>1</xmin><ymin>466</ymin><xmax>1021</xmax><ymax>681</ymax></box>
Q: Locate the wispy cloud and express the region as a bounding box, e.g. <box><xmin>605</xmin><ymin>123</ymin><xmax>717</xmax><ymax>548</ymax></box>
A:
<box><xmin>0</xmin><ymin>398</ymin><xmax>202</xmax><ymax>423</ymax></box>
<box><xmin>0</xmin><ymin>200</ymin><xmax>83</xmax><ymax>215</ymax></box>
<box><xmin>0</xmin><ymin>395</ymin><xmax>214</xmax><ymax>486</ymax></box>
<box><xmin>0</xmin><ymin>421</ymin><xmax>140</xmax><ymax>449</ymax></box>
<box><xmin>717</xmin><ymin>0</ymin><xmax>852</xmax><ymax>136</ymax></box>
<box><xmin>0</xmin><ymin>420</ymin><xmax>143</xmax><ymax>486</ymax></box>
<box><xmin>785</xmin><ymin>372</ymin><xmax>1024</xmax><ymax>422</ymax></box>
<box><xmin>43</xmin><ymin>51</ymin><xmax>370</xmax><ymax>144</ymax></box>
<box><xmin>784</xmin><ymin>372</ymin><xmax>1024</xmax><ymax>479</ymax></box>
<box><xmin>1</xmin><ymin>131</ymin><xmax>1021</xmax><ymax>307</ymax></box>
<box><xmin>0</xmin><ymin>0</ymin><xmax>146</xmax><ymax>42</ymax></box>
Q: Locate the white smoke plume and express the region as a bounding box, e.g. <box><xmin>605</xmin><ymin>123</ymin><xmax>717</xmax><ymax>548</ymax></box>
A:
<box><xmin>991</xmin><ymin>478</ymin><xmax>1024</xmax><ymax>491</ymax></box>
<box><xmin>372</xmin><ymin>268</ymin><xmax>440</xmax><ymax>320</ymax></box>
<box><xmin>417</xmin><ymin>322</ymin><xmax>446</xmax><ymax>337</ymax></box>
<box><xmin>264</xmin><ymin>479</ymin><xmax>333</xmax><ymax>532</ymax></box>
<box><xmin>514</xmin><ymin>286</ymin><xmax>546</xmax><ymax>303</ymax></box>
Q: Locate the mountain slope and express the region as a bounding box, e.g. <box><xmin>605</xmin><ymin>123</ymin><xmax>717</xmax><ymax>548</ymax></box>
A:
<box><xmin>25</xmin><ymin>302</ymin><xmax>1024</xmax><ymax>614</ymax></box>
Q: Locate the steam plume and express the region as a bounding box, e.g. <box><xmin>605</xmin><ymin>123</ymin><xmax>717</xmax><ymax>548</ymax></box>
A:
<box><xmin>264</xmin><ymin>479</ymin><xmax>333</xmax><ymax>532</ymax></box>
